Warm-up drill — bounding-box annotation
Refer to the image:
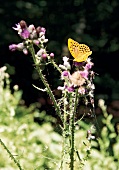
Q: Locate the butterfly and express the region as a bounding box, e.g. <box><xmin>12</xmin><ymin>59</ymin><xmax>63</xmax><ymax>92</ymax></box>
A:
<box><xmin>68</xmin><ymin>38</ymin><xmax>92</xmax><ymax>62</ymax></box>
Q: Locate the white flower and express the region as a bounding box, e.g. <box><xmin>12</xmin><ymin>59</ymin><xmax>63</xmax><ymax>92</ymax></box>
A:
<box><xmin>63</xmin><ymin>56</ymin><xmax>69</xmax><ymax>62</ymax></box>
<box><xmin>59</xmin><ymin>64</ymin><xmax>67</xmax><ymax>70</ymax></box>
<box><xmin>13</xmin><ymin>23</ymin><xmax>22</xmax><ymax>34</ymax></box>
<box><xmin>57</xmin><ymin>86</ymin><xmax>65</xmax><ymax>91</ymax></box>
<box><xmin>28</xmin><ymin>24</ymin><xmax>35</xmax><ymax>33</ymax></box>
<box><xmin>63</xmin><ymin>56</ymin><xmax>71</xmax><ymax>70</ymax></box>
<box><xmin>37</xmin><ymin>49</ymin><xmax>45</xmax><ymax>56</ymax></box>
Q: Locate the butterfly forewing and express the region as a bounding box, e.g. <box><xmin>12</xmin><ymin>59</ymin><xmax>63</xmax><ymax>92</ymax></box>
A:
<box><xmin>68</xmin><ymin>38</ymin><xmax>92</xmax><ymax>62</ymax></box>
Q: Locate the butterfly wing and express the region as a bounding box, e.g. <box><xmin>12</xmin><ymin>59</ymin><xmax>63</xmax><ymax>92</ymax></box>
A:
<box><xmin>68</xmin><ymin>38</ymin><xmax>80</xmax><ymax>59</ymax></box>
<box><xmin>74</xmin><ymin>51</ymin><xmax>92</xmax><ymax>62</ymax></box>
<box><xmin>68</xmin><ymin>38</ymin><xmax>92</xmax><ymax>62</ymax></box>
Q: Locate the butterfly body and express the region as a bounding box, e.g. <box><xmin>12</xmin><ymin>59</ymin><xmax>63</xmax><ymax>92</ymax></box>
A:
<box><xmin>68</xmin><ymin>38</ymin><xmax>92</xmax><ymax>62</ymax></box>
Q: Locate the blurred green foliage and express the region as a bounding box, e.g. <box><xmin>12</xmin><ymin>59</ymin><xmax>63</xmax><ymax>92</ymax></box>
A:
<box><xmin>0</xmin><ymin>66</ymin><xmax>119</xmax><ymax>169</ymax></box>
<box><xmin>0</xmin><ymin>66</ymin><xmax>62</xmax><ymax>169</ymax></box>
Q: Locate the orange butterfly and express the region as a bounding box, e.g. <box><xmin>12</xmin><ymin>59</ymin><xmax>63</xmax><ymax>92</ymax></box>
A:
<box><xmin>68</xmin><ymin>38</ymin><xmax>92</xmax><ymax>62</ymax></box>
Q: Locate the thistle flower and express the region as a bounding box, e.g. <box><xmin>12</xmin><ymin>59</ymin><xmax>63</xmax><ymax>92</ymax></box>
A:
<box><xmin>9</xmin><ymin>43</ymin><xmax>24</xmax><ymax>52</ymax></box>
<box><xmin>41</xmin><ymin>53</ymin><xmax>47</xmax><ymax>59</ymax></box>
<box><xmin>33</xmin><ymin>40</ymin><xmax>40</xmax><ymax>45</ymax></box>
<box><xmin>38</xmin><ymin>35</ymin><xmax>48</xmax><ymax>43</ymax></box>
<box><xmin>85</xmin><ymin>58</ymin><xmax>94</xmax><ymax>70</ymax></box>
<box><xmin>9</xmin><ymin>44</ymin><xmax>18</xmax><ymax>51</ymax></box>
<box><xmin>21</xmin><ymin>29</ymin><xmax>30</xmax><ymax>39</ymax></box>
<box><xmin>9</xmin><ymin>20</ymin><xmax>49</xmax><ymax>57</ymax></box>
<box><xmin>70</xmin><ymin>71</ymin><xmax>85</xmax><ymax>87</ymax></box>
<box><xmin>28</xmin><ymin>24</ymin><xmax>35</xmax><ymax>33</ymax></box>
<box><xmin>19</xmin><ymin>20</ymin><xmax>27</xmax><ymax>29</ymax></box>
<box><xmin>50</xmin><ymin>53</ymin><xmax>54</xmax><ymax>58</ymax></box>
<box><xmin>78</xmin><ymin>86</ymin><xmax>85</xmax><ymax>95</ymax></box>
<box><xmin>37</xmin><ymin>49</ymin><xmax>45</xmax><ymax>57</ymax></box>
<box><xmin>80</xmin><ymin>70</ymin><xmax>89</xmax><ymax>79</ymax></box>
<box><xmin>66</xmin><ymin>85</ymin><xmax>74</xmax><ymax>92</ymax></box>
<box><xmin>17</xmin><ymin>43</ymin><xmax>24</xmax><ymax>50</ymax></box>
<box><xmin>23</xmin><ymin>48</ymin><xmax>28</xmax><ymax>55</ymax></box>
<box><xmin>62</xmin><ymin>71</ymin><xmax>69</xmax><ymax>77</ymax></box>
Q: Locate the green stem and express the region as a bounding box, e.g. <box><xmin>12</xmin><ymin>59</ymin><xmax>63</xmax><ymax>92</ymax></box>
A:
<box><xmin>70</xmin><ymin>90</ymin><xmax>78</xmax><ymax>170</ymax></box>
<box><xmin>70</xmin><ymin>111</ymin><xmax>75</xmax><ymax>170</ymax></box>
<box><xmin>50</xmin><ymin>59</ymin><xmax>62</xmax><ymax>74</ymax></box>
<box><xmin>60</xmin><ymin>92</ymin><xmax>68</xmax><ymax>170</ymax></box>
<box><xmin>29</xmin><ymin>44</ymin><xmax>61</xmax><ymax>120</ymax></box>
<box><xmin>0</xmin><ymin>138</ymin><xmax>23</xmax><ymax>170</ymax></box>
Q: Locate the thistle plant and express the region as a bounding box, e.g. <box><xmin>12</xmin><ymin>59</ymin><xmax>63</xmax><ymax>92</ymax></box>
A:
<box><xmin>9</xmin><ymin>20</ymin><xmax>96</xmax><ymax>170</ymax></box>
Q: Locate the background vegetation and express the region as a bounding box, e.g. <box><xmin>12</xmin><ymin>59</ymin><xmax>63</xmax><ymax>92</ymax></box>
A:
<box><xmin>1</xmin><ymin>1</ymin><xmax>119</xmax><ymax>169</ymax></box>
<box><xmin>1</xmin><ymin>0</ymin><xmax>119</xmax><ymax>105</ymax></box>
<box><xmin>0</xmin><ymin>67</ymin><xmax>119</xmax><ymax>169</ymax></box>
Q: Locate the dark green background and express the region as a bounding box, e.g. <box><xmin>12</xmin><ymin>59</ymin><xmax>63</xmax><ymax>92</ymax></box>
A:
<box><xmin>1</xmin><ymin>0</ymin><xmax>119</xmax><ymax>105</ymax></box>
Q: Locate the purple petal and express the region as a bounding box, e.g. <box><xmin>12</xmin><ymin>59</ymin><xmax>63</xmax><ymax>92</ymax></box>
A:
<box><xmin>21</xmin><ymin>29</ymin><xmax>30</xmax><ymax>39</ymax></box>
<box><xmin>66</xmin><ymin>86</ymin><xmax>74</xmax><ymax>92</ymax></box>
<box><xmin>9</xmin><ymin>44</ymin><xmax>18</xmax><ymax>51</ymax></box>
<box><xmin>62</xmin><ymin>71</ymin><xmax>69</xmax><ymax>77</ymax></box>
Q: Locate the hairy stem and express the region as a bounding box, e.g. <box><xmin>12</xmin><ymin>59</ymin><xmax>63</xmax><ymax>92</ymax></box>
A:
<box><xmin>60</xmin><ymin>92</ymin><xmax>68</xmax><ymax>169</ymax></box>
<box><xmin>29</xmin><ymin>44</ymin><xmax>61</xmax><ymax>120</ymax></box>
<box><xmin>70</xmin><ymin>90</ymin><xmax>78</xmax><ymax>170</ymax></box>
<box><xmin>50</xmin><ymin>59</ymin><xmax>62</xmax><ymax>74</ymax></box>
<box><xmin>0</xmin><ymin>138</ymin><xmax>23</xmax><ymax>170</ymax></box>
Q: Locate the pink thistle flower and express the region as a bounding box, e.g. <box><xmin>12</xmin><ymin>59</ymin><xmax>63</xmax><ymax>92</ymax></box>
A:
<box><xmin>85</xmin><ymin>61</ymin><xmax>94</xmax><ymax>70</ymax></box>
<box><xmin>66</xmin><ymin>85</ymin><xmax>74</xmax><ymax>92</ymax></box>
<box><xmin>21</xmin><ymin>29</ymin><xmax>30</xmax><ymax>39</ymax></box>
<box><xmin>37</xmin><ymin>49</ymin><xmax>45</xmax><ymax>56</ymax></box>
<box><xmin>9</xmin><ymin>44</ymin><xmax>18</xmax><ymax>51</ymax></box>
<box><xmin>23</xmin><ymin>48</ymin><xmax>28</xmax><ymax>55</ymax></box>
<box><xmin>36</xmin><ymin>27</ymin><xmax>46</xmax><ymax>35</ymax></box>
<box><xmin>33</xmin><ymin>40</ymin><xmax>39</xmax><ymax>45</ymax></box>
<box><xmin>41</xmin><ymin>53</ymin><xmax>47</xmax><ymax>59</ymax></box>
<box><xmin>80</xmin><ymin>70</ymin><xmax>89</xmax><ymax>79</ymax></box>
<box><xmin>9</xmin><ymin>43</ymin><xmax>24</xmax><ymax>52</ymax></box>
<box><xmin>40</xmin><ymin>27</ymin><xmax>46</xmax><ymax>33</ymax></box>
<box><xmin>70</xmin><ymin>71</ymin><xmax>85</xmax><ymax>86</ymax></box>
<box><xmin>50</xmin><ymin>53</ymin><xmax>54</xmax><ymax>58</ymax></box>
<box><xmin>30</xmin><ymin>30</ymin><xmax>37</xmax><ymax>39</ymax></box>
<box><xmin>62</xmin><ymin>71</ymin><xmax>69</xmax><ymax>77</ymax></box>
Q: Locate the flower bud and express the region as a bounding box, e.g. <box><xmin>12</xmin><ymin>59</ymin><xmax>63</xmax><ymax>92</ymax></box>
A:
<box><xmin>19</xmin><ymin>20</ymin><xmax>27</xmax><ymax>29</ymax></box>
<box><xmin>50</xmin><ymin>53</ymin><xmax>54</xmax><ymax>58</ymax></box>
<box><xmin>23</xmin><ymin>48</ymin><xmax>28</xmax><ymax>55</ymax></box>
<box><xmin>36</xmin><ymin>26</ymin><xmax>41</xmax><ymax>34</ymax></box>
<box><xmin>17</xmin><ymin>43</ymin><xmax>24</xmax><ymax>50</ymax></box>
<box><xmin>9</xmin><ymin>44</ymin><xmax>18</xmax><ymax>51</ymax></box>
<box><xmin>28</xmin><ymin>24</ymin><xmax>35</xmax><ymax>33</ymax></box>
<box><xmin>41</xmin><ymin>53</ymin><xmax>47</xmax><ymax>59</ymax></box>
